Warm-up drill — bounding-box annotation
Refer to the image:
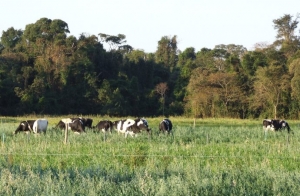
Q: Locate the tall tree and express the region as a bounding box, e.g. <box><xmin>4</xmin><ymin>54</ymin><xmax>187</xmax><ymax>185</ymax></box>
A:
<box><xmin>273</xmin><ymin>14</ymin><xmax>300</xmax><ymax>57</ymax></box>
<box><xmin>185</xmin><ymin>68</ymin><xmax>215</xmax><ymax>117</ymax></box>
<box><xmin>241</xmin><ymin>50</ymin><xmax>268</xmax><ymax>76</ymax></box>
<box><xmin>252</xmin><ymin>65</ymin><xmax>290</xmax><ymax>118</ymax></box>
<box><xmin>155</xmin><ymin>35</ymin><xmax>178</xmax><ymax>68</ymax></box>
<box><xmin>289</xmin><ymin>56</ymin><xmax>300</xmax><ymax>117</ymax></box>
<box><xmin>208</xmin><ymin>71</ymin><xmax>244</xmax><ymax>116</ymax></box>
<box><xmin>1</xmin><ymin>27</ymin><xmax>23</xmax><ymax>52</ymax></box>
<box><xmin>98</xmin><ymin>33</ymin><xmax>128</xmax><ymax>51</ymax></box>
<box><xmin>155</xmin><ymin>82</ymin><xmax>168</xmax><ymax>116</ymax></box>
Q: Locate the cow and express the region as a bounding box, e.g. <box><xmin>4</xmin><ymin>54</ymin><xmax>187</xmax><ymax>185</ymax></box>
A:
<box><xmin>32</xmin><ymin>119</ymin><xmax>48</xmax><ymax>134</ymax></box>
<box><xmin>14</xmin><ymin>120</ymin><xmax>36</xmax><ymax>134</ymax></box>
<box><xmin>263</xmin><ymin>119</ymin><xmax>292</xmax><ymax>134</ymax></box>
<box><xmin>125</xmin><ymin>118</ymin><xmax>151</xmax><ymax>138</ymax></box>
<box><xmin>159</xmin><ymin>118</ymin><xmax>173</xmax><ymax>134</ymax></box>
<box><xmin>271</xmin><ymin>119</ymin><xmax>292</xmax><ymax>134</ymax></box>
<box><xmin>68</xmin><ymin>118</ymin><xmax>85</xmax><ymax>134</ymax></box>
<box><xmin>56</xmin><ymin>118</ymin><xmax>85</xmax><ymax>134</ymax></box>
<box><xmin>112</xmin><ymin>119</ymin><xmax>136</xmax><ymax>134</ymax></box>
<box><xmin>56</xmin><ymin>117</ymin><xmax>92</xmax><ymax>129</ymax></box>
<box><xmin>93</xmin><ymin>120</ymin><xmax>113</xmax><ymax>134</ymax></box>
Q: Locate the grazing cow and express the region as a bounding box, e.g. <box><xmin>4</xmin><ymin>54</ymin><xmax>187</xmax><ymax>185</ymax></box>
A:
<box><xmin>56</xmin><ymin>118</ymin><xmax>85</xmax><ymax>134</ymax></box>
<box><xmin>113</xmin><ymin>119</ymin><xmax>136</xmax><ymax>134</ymax></box>
<box><xmin>159</xmin><ymin>119</ymin><xmax>173</xmax><ymax>134</ymax></box>
<box><xmin>32</xmin><ymin>119</ymin><xmax>48</xmax><ymax>134</ymax></box>
<box><xmin>68</xmin><ymin>118</ymin><xmax>85</xmax><ymax>134</ymax></box>
<box><xmin>14</xmin><ymin>120</ymin><xmax>36</xmax><ymax>134</ymax></box>
<box><xmin>263</xmin><ymin>119</ymin><xmax>292</xmax><ymax>134</ymax></box>
<box><xmin>125</xmin><ymin>118</ymin><xmax>151</xmax><ymax>138</ymax></box>
<box><xmin>93</xmin><ymin>120</ymin><xmax>113</xmax><ymax>134</ymax></box>
<box><xmin>271</xmin><ymin>119</ymin><xmax>292</xmax><ymax>133</ymax></box>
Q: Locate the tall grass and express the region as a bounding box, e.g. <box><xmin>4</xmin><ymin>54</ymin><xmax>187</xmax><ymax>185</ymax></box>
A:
<box><xmin>0</xmin><ymin>117</ymin><xmax>300</xmax><ymax>195</ymax></box>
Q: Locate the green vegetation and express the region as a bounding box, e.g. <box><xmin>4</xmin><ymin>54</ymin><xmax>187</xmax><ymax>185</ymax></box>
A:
<box><xmin>0</xmin><ymin>117</ymin><xmax>300</xmax><ymax>195</ymax></box>
<box><xmin>1</xmin><ymin>14</ymin><xmax>300</xmax><ymax>119</ymax></box>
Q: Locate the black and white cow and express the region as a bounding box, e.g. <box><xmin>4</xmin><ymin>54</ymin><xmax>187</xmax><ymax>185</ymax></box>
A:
<box><xmin>15</xmin><ymin>119</ymin><xmax>48</xmax><ymax>134</ymax></box>
<box><xmin>263</xmin><ymin>119</ymin><xmax>292</xmax><ymax>133</ymax></box>
<box><xmin>113</xmin><ymin>118</ymin><xmax>151</xmax><ymax>138</ymax></box>
<box><xmin>56</xmin><ymin>117</ymin><xmax>92</xmax><ymax>130</ymax></box>
<box><xmin>125</xmin><ymin>118</ymin><xmax>151</xmax><ymax>138</ymax></box>
<box><xmin>113</xmin><ymin>119</ymin><xmax>136</xmax><ymax>134</ymax></box>
<box><xmin>56</xmin><ymin>118</ymin><xmax>85</xmax><ymax>134</ymax></box>
<box><xmin>68</xmin><ymin>118</ymin><xmax>85</xmax><ymax>134</ymax></box>
<box><xmin>93</xmin><ymin>120</ymin><xmax>113</xmax><ymax>134</ymax></box>
<box><xmin>15</xmin><ymin>120</ymin><xmax>35</xmax><ymax>134</ymax></box>
<box><xmin>271</xmin><ymin>119</ymin><xmax>292</xmax><ymax>133</ymax></box>
<box><xmin>159</xmin><ymin>118</ymin><xmax>173</xmax><ymax>134</ymax></box>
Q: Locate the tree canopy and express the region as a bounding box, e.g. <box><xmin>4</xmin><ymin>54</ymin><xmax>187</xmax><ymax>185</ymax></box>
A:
<box><xmin>1</xmin><ymin>14</ymin><xmax>300</xmax><ymax>119</ymax></box>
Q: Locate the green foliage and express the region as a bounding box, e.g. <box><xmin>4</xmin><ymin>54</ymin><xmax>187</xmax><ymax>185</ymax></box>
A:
<box><xmin>0</xmin><ymin>27</ymin><xmax>23</xmax><ymax>51</ymax></box>
<box><xmin>155</xmin><ymin>35</ymin><xmax>178</xmax><ymax>68</ymax></box>
<box><xmin>1</xmin><ymin>14</ymin><xmax>300</xmax><ymax>118</ymax></box>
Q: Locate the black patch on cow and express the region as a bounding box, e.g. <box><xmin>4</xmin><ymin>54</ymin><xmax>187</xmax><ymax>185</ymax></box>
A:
<box><xmin>93</xmin><ymin>120</ymin><xmax>113</xmax><ymax>133</ymax></box>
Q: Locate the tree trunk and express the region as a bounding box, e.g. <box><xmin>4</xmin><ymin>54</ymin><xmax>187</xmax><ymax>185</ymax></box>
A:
<box><xmin>274</xmin><ymin>105</ymin><xmax>277</xmax><ymax>119</ymax></box>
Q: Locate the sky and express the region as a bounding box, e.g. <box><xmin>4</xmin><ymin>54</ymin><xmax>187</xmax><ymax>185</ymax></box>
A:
<box><xmin>1</xmin><ymin>0</ymin><xmax>300</xmax><ymax>53</ymax></box>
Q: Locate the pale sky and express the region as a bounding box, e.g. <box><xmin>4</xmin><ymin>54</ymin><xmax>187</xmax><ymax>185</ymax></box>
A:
<box><xmin>1</xmin><ymin>0</ymin><xmax>300</xmax><ymax>53</ymax></box>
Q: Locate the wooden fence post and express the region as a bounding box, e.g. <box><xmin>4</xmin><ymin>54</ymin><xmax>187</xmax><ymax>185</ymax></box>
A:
<box><xmin>193</xmin><ymin>118</ymin><xmax>196</xmax><ymax>128</ymax></box>
<box><xmin>64</xmin><ymin>123</ymin><xmax>68</xmax><ymax>144</ymax></box>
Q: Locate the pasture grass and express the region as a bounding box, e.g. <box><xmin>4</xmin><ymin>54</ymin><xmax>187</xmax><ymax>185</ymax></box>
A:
<box><xmin>0</xmin><ymin>116</ymin><xmax>300</xmax><ymax>195</ymax></box>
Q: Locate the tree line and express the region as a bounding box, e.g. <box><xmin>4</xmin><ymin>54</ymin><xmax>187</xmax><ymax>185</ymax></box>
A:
<box><xmin>1</xmin><ymin>14</ymin><xmax>300</xmax><ymax>119</ymax></box>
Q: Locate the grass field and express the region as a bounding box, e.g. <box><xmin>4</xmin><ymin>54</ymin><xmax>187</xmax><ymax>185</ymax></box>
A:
<box><xmin>0</xmin><ymin>116</ymin><xmax>300</xmax><ymax>195</ymax></box>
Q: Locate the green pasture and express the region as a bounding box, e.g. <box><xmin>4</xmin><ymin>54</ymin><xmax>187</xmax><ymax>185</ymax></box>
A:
<box><xmin>0</xmin><ymin>116</ymin><xmax>300</xmax><ymax>195</ymax></box>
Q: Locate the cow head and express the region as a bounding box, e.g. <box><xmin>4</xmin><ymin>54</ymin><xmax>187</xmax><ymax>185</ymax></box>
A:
<box><xmin>280</xmin><ymin>120</ymin><xmax>286</xmax><ymax>127</ymax></box>
<box><xmin>14</xmin><ymin>122</ymin><xmax>25</xmax><ymax>134</ymax></box>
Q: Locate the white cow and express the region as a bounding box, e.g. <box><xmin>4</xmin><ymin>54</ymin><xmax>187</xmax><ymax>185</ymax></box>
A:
<box><xmin>32</xmin><ymin>119</ymin><xmax>48</xmax><ymax>134</ymax></box>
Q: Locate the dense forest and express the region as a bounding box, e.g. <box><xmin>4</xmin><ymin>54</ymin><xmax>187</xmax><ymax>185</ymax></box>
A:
<box><xmin>0</xmin><ymin>14</ymin><xmax>300</xmax><ymax>119</ymax></box>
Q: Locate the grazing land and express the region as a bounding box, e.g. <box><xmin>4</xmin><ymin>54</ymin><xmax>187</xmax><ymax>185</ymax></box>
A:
<box><xmin>0</xmin><ymin>116</ymin><xmax>300</xmax><ymax>195</ymax></box>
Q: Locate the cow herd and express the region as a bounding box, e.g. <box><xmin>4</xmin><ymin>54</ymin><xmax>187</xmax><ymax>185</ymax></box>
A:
<box><xmin>14</xmin><ymin>117</ymin><xmax>174</xmax><ymax>138</ymax></box>
<box><xmin>13</xmin><ymin>118</ymin><xmax>294</xmax><ymax>137</ymax></box>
